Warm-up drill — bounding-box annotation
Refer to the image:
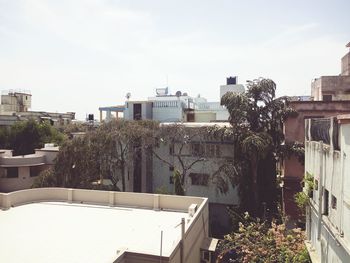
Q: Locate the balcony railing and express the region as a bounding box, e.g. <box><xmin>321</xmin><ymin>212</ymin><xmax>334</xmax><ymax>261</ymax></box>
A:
<box><xmin>307</xmin><ymin>117</ymin><xmax>339</xmax><ymax>150</ymax></box>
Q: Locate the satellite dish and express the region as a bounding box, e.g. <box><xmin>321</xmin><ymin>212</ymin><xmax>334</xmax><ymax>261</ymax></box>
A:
<box><xmin>175</xmin><ymin>91</ymin><xmax>182</xmax><ymax>97</ymax></box>
<box><xmin>126</xmin><ymin>92</ymin><xmax>131</xmax><ymax>100</ymax></box>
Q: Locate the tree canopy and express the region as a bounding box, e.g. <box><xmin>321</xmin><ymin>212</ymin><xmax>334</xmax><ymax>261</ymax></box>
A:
<box><xmin>0</xmin><ymin>119</ymin><xmax>65</xmax><ymax>156</ymax></box>
<box><xmin>221</xmin><ymin>78</ymin><xmax>297</xmax><ymax>217</ymax></box>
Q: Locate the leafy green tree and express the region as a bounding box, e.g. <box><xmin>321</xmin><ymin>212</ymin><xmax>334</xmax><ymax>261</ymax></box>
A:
<box><xmin>221</xmin><ymin>78</ymin><xmax>297</xmax><ymax>216</ymax></box>
<box><xmin>6</xmin><ymin>119</ymin><xmax>65</xmax><ymax>156</ymax></box>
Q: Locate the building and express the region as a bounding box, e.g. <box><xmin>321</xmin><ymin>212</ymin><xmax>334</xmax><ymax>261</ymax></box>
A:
<box><xmin>102</xmin><ymin>77</ymin><xmax>245</xmax><ymax>123</ymax></box>
<box><xmin>0</xmin><ymin>90</ymin><xmax>75</xmax><ymax>127</ymax></box>
<box><xmin>311</xmin><ymin>42</ymin><xmax>350</xmax><ymax>101</ymax></box>
<box><xmin>152</xmin><ymin>122</ymin><xmax>238</xmax><ymax>236</ymax></box>
<box><xmin>304</xmin><ymin>115</ymin><xmax>350</xmax><ymax>262</ymax></box>
<box><xmin>0</xmin><ymin>188</ymin><xmax>215</xmax><ymax>263</ymax></box>
<box><xmin>282</xmin><ymin>43</ymin><xmax>350</xmax><ymax>223</ymax></box>
<box><xmin>0</xmin><ymin>144</ymin><xmax>58</xmax><ymax>192</ymax></box>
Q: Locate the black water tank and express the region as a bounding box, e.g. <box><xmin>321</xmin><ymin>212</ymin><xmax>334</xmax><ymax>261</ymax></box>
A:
<box><xmin>226</xmin><ymin>76</ymin><xmax>237</xmax><ymax>85</ymax></box>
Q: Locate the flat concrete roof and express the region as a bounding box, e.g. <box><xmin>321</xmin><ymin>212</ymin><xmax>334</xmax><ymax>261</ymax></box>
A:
<box><xmin>0</xmin><ymin>202</ymin><xmax>187</xmax><ymax>263</ymax></box>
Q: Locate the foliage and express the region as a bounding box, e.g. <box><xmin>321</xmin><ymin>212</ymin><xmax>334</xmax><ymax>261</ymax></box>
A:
<box><xmin>154</xmin><ymin>185</ymin><xmax>171</xmax><ymax>195</ymax></box>
<box><xmin>45</xmin><ymin>120</ymin><xmax>159</xmax><ymax>191</ymax></box>
<box><xmin>221</xmin><ymin>78</ymin><xmax>297</xmax><ymax>216</ymax></box>
<box><xmin>294</xmin><ymin>172</ymin><xmax>314</xmax><ymax>217</ymax></box>
<box><xmin>32</xmin><ymin>168</ymin><xmax>57</xmax><ymax>188</ymax></box>
<box><xmin>294</xmin><ymin>192</ymin><xmax>309</xmax><ymax>214</ymax></box>
<box><xmin>279</xmin><ymin>141</ymin><xmax>305</xmax><ymax>164</ymax></box>
<box><xmin>0</xmin><ymin>119</ymin><xmax>65</xmax><ymax>156</ymax></box>
<box><xmin>54</xmin><ymin>136</ymin><xmax>99</xmax><ymax>188</ymax></box>
<box><xmin>217</xmin><ymin>213</ymin><xmax>311</xmax><ymax>263</ymax></box>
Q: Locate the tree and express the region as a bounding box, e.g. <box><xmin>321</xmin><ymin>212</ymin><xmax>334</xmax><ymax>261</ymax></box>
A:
<box><xmin>216</xmin><ymin>212</ymin><xmax>311</xmax><ymax>263</ymax></box>
<box><xmin>221</xmin><ymin>78</ymin><xmax>297</xmax><ymax>216</ymax></box>
<box><xmin>53</xmin><ymin>136</ymin><xmax>99</xmax><ymax>188</ymax></box>
<box><xmin>3</xmin><ymin>119</ymin><xmax>65</xmax><ymax>156</ymax></box>
<box><xmin>50</xmin><ymin>119</ymin><xmax>158</xmax><ymax>191</ymax></box>
<box><xmin>152</xmin><ymin>123</ymin><xmax>237</xmax><ymax>195</ymax></box>
<box><xmin>90</xmin><ymin>120</ymin><xmax>158</xmax><ymax>191</ymax></box>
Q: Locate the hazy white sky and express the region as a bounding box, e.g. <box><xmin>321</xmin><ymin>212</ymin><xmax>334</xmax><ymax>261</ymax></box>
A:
<box><xmin>0</xmin><ymin>0</ymin><xmax>349</xmax><ymax>120</ymax></box>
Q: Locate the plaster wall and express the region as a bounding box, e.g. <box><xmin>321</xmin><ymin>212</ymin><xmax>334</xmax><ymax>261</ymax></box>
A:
<box><xmin>305</xmin><ymin>120</ymin><xmax>350</xmax><ymax>262</ymax></box>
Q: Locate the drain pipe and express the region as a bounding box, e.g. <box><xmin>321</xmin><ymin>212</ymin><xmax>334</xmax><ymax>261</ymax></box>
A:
<box><xmin>317</xmin><ymin>141</ymin><xmax>324</xmax><ymax>241</ymax></box>
<box><xmin>180</xmin><ymin>218</ymin><xmax>185</xmax><ymax>263</ymax></box>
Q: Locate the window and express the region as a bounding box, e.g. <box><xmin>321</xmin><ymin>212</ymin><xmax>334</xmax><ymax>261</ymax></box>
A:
<box><xmin>323</xmin><ymin>189</ymin><xmax>329</xmax><ymax>215</ymax></box>
<box><xmin>189</xmin><ymin>173</ymin><xmax>209</xmax><ymax>186</ymax></box>
<box><xmin>30</xmin><ymin>166</ymin><xmax>43</xmax><ymax>177</ymax></box>
<box><xmin>6</xmin><ymin>167</ymin><xmax>18</xmax><ymax>178</ymax></box>
<box><xmin>169</xmin><ymin>175</ymin><xmax>174</xmax><ymax>184</ymax></box>
<box><xmin>192</xmin><ymin>143</ymin><xmax>205</xmax><ymax>157</ymax></box>
<box><xmin>205</xmin><ymin>144</ymin><xmax>221</xmax><ymax>157</ymax></box>
<box><xmin>331</xmin><ymin>195</ymin><xmax>337</xmax><ymax>210</ymax></box>
<box><xmin>314</xmin><ymin>179</ymin><xmax>319</xmax><ymax>191</ymax></box>
<box><xmin>322</xmin><ymin>94</ymin><xmax>332</xmax><ymax>101</ymax></box>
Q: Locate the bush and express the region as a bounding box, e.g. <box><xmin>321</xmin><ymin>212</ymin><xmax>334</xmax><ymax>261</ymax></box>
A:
<box><xmin>216</xmin><ymin>213</ymin><xmax>311</xmax><ymax>263</ymax></box>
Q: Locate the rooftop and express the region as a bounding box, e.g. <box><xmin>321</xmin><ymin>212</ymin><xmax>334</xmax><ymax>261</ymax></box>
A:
<box><xmin>0</xmin><ymin>188</ymin><xmax>207</xmax><ymax>263</ymax></box>
<box><xmin>0</xmin><ymin>202</ymin><xmax>185</xmax><ymax>262</ymax></box>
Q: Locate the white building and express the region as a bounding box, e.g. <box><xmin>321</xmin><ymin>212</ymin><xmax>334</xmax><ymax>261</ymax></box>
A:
<box><xmin>0</xmin><ymin>188</ymin><xmax>215</xmax><ymax>263</ymax></box>
<box><xmin>121</xmin><ymin>77</ymin><xmax>245</xmax><ymax>123</ymax></box>
<box><xmin>304</xmin><ymin>115</ymin><xmax>350</xmax><ymax>262</ymax></box>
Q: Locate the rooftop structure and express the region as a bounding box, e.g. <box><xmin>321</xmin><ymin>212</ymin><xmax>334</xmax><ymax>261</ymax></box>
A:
<box><xmin>0</xmin><ymin>188</ymin><xmax>211</xmax><ymax>263</ymax></box>
<box><xmin>0</xmin><ymin>90</ymin><xmax>75</xmax><ymax>127</ymax></box>
<box><xmin>100</xmin><ymin>77</ymin><xmax>245</xmax><ymax>123</ymax></box>
<box><xmin>311</xmin><ymin>42</ymin><xmax>350</xmax><ymax>101</ymax></box>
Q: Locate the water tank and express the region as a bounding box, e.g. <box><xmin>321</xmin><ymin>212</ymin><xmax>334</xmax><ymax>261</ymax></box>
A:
<box><xmin>226</xmin><ymin>76</ymin><xmax>237</xmax><ymax>85</ymax></box>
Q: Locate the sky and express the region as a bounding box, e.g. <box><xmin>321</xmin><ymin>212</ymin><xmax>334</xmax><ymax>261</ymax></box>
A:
<box><xmin>0</xmin><ymin>0</ymin><xmax>349</xmax><ymax>120</ymax></box>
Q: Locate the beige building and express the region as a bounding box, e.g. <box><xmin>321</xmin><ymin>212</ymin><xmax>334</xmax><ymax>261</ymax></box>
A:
<box><xmin>0</xmin><ymin>90</ymin><xmax>75</xmax><ymax>127</ymax></box>
<box><xmin>311</xmin><ymin>42</ymin><xmax>350</xmax><ymax>101</ymax></box>
<box><xmin>0</xmin><ymin>188</ymin><xmax>215</xmax><ymax>263</ymax></box>
<box><xmin>304</xmin><ymin>115</ymin><xmax>350</xmax><ymax>262</ymax></box>
<box><xmin>0</xmin><ymin>144</ymin><xmax>58</xmax><ymax>192</ymax></box>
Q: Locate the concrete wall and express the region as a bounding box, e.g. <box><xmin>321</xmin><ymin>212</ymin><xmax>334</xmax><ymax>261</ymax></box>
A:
<box><xmin>152</xmin><ymin>107</ymin><xmax>184</xmax><ymax>122</ymax></box>
<box><xmin>311</xmin><ymin>76</ymin><xmax>350</xmax><ymax>101</ymax></box>
<box><xmin>0</xmin><ymin>166</ymin><xmax>36</xmax><ymax>192</ymax></box>
<box><xmin>341</xmin><ymin>52</ymin><xmax>350</xmax><ymax>76</ymax></box>
<box><xmin>305</xmin><ymin>118</ymin><xmax>350</xmax><ymax>262</ymax></box>
<box><xmin>153</xmin><ymin>142</ymin><xmax>238</xmax><ymax>205</ymax></box>
<box><xmin>219</xmin><ymin>84</ymin><xmax>245</xmax><ymax>99</ymax></box>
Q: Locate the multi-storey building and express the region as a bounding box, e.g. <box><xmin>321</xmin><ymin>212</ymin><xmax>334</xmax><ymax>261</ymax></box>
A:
<box><xmin>304</xmin><ymin>115</ymin><xmax>350</xmax><ymax>262</ymax></box>
<box><xmin>282</xmin><ymin>43</ymin><xmax>350</xmax><ymax>223</ymax></box>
